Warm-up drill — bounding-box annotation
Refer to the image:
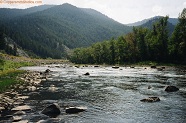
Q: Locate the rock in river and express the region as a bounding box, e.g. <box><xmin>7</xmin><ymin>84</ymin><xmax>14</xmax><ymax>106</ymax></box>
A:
<box><xmin>65</xmin><ymin>106</ymin><xmax>87</xmax><ymax>114</ymax></box>
<box><xmin>112</xmin><ymin>66</ymin><xmax>119</xmax><ymax>69</ymax></box>
<box><xmin>140</xmin><ymin>97</ymin><xmax>160</xmax><ymax>102</ymax></box>
<box><xmin>151</xmin><ymin>66</ymin><xmax>157</xmax><ymax>69</ymax></box>
<box><xmin>84</xmin><ymin>72</ymin><xmax>90</xmax><ymax>76</ymax></box>
<box><xmin>44</xmin><ymin>69</ymin><xmax>51</xmax><ymax>74</ymax></box>
<box><xmin>41</xmin><ymin>103</ymin><xmax>61</xmax><ymax>118</ymax></box>
<box><xmin>165</xmin><ymin>86</ymin><xmax>179</xmax><ymax>92</ymax></box>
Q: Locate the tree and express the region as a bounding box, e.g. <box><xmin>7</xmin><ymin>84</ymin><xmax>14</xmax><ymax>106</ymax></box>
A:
<box><xmin>169</xmin><ymin>8</ymin><xmax>186</xmax><ymax>63</ymax></box>
<box><xmin>13</xmin><ymin>43</ymin><xmax>17</xmax><ymax>56</ymax></box>
<box><xmin>109</xmin><ymin>39</ymin><xmax>116</xmax><ymax>64</ymax></box>
<box><xmin>133</xmin><ymin>27</ymin><xmax>149</xmax><ymax>61</ymax></box>
<box><xmin>146</xmin><ymin>16</ymin><xmax>169</xmax><ymax>62</ymax></box>
<box><xmin>115</xmin><ymin>36</ymin><xmax>125</xmax><ymax>64</ymax></box>
<box><xmin>0</xmin><ymin>33</ymin><xmax>6</xmax><ymax>50</ymax></box>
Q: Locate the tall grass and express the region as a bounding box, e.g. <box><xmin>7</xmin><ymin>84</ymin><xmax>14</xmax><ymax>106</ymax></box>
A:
<box><xmin>0</xmin><ymin>59</ymin><xmax>33</xmax><ymax>72</ymax></box>
<box><xmin>0</xmin><ymin>59</ymin><xmax>33</xmax><ymax>92</ymax></box>
<box><xmin>0</xmin><ymin>70</ymin><xmax>24</xmax><ymax>92</ymax></box>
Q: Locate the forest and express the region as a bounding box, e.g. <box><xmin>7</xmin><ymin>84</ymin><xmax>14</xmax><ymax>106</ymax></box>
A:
<box><xmin>70</xmin><ymin>8</ymin><xmax>186</xmax><ymax>65</ymax></box>
<box><xmin>0</xmin><ymin>4</ymin><xmax>131</xmax><ymax>58</ymax></box>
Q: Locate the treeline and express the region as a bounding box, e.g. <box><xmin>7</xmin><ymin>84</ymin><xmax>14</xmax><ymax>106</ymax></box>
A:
<box><xmin>70</xmin><ymin>9</ymin><xmax>186</xmax><ymax>64</ymax></box>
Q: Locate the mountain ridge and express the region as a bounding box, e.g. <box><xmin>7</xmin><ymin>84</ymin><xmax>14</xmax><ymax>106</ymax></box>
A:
<box><xmin>0</xmin><ymin>3</ymin><xmax>132</xmax><ymax>58</ymax></box>
<box><xmin>127</xmin><ymin>16</ymin><xmax>178</xmax><ymax>26</ymax></box>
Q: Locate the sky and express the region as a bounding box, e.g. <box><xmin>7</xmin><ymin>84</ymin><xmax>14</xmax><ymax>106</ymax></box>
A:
<box><xmin>0</xmin><ymin>0</ymin><xmax>186</xmax><ymax>24</ymax></box>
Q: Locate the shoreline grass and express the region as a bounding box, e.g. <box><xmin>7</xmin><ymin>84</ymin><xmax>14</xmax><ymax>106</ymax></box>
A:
<box><xmin>0</xmin><ymin>59</ymin><xmax>33</xmax><ymax>93</ymax></box>
<box><xmin>0</xmin><ymin>70</ymin><xmax>25</xmax><ymax>93</ymax></box>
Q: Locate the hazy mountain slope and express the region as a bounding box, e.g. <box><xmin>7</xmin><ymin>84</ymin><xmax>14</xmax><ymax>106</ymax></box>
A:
<box><xmin>140</xmin><ymin>17</ymin><xmax>175</xmax><ymax>35</ymax></box>
<box><xmin>127</xmin><ymin>16</ymin><xmax>178</xmax><ymax>26</ymax></box>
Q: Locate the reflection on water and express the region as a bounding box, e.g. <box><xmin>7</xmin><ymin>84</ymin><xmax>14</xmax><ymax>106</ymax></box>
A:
<box><xmin>19</xmin><ymin>66</ymin><xmax>186</xmax><ymax>123</ymax></box>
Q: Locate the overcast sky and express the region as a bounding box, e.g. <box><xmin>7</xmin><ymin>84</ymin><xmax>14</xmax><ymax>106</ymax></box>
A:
<box><xmin>1</xmin><ymin>0</ymin><xmax>186</xmax><ymax>24</ymax></box>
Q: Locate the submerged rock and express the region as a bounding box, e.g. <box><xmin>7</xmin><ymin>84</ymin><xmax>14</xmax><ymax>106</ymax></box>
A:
<box><xmin>48</xmin><ymin>85</ymin><xmax>57</xmax><ymax>92</ymax></box>
<box><xmin>165</xmin><ymin>86</ymin><xmax>179</xmax><ymax>92</ymax></box>
<box><xmin>140</xmin><ymin>97</ymin><xmax>160</xmax><ymax>102</ymax></box>
<box><xmin>41</xmin><ymin>103</ymin><xmax>61</xmax><ymax>118</ymax></box>
<box><xmin>65</xmin><ymin>106</ymin><xmax>87</xmax><ymax>114</ymax></box>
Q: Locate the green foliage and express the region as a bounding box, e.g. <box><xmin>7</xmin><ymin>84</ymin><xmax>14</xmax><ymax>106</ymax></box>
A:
<box><xmin>70</xmin><ymin>13</ymin><xmax>186</xmax><ymax>65</ymax></box>
<box><xmin>169</xmin><ymin>8</ymin><xmax>186</xmax><ymax>63</ymax></box>
<box><xmin>0</xmin><ymin>58</ymin><xmax>33</xmax><ymax>92</ymax></box>
<box><xmin>0</xmin><ymin>59</ymin><xmax>33</xmax><ymax>72</ymax></box>
<box><xmin>0</xmin><ymin>70</ymin><xmax>24</xmax><ymax>92</ymax></box>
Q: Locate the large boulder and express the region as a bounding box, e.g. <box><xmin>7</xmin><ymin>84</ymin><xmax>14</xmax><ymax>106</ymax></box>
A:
<box><xmin>140</xmin><ymin>97</ymin><xmax>160</xmax><ymax>102</ymax></box>
<box><xmin>165</xmin><ymin>86</ymin><xmax>179</xmax><ymax>92</ymax></box>
<box><xmin>65</xmin><ymin>106</ymin><xmax>87</xmax><ymax>114</ymax></box>
<box><xmin>41</xmin><ymin>103</ymin><xmax>60</xmax><ymax>118</ymax></box>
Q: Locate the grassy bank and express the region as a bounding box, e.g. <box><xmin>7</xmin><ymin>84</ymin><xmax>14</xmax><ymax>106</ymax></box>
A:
<box><xmin>0</xmin><ymin>59</ymin><xmax>33</xmax><ymax>71</ymax></box>
<box><xmin>0</xmin><ymin>59</ymin><xmax>34</xmax><ymax>93</ymax></box>
<box><xmin>0</xmin><ymin>70</ymin><xmax>25</xmax><ymax>92</ymax></box>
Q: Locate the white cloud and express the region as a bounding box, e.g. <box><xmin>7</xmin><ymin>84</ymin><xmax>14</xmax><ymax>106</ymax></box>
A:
<box><xmin>152</xmin><ymin>5</ymin><xmax>162</xmax><ymax>15</ymax></box>
<box><xmin>183</xmin><ymin>2</ymin><xmax>186</xmax><ymax>7</ymax></box>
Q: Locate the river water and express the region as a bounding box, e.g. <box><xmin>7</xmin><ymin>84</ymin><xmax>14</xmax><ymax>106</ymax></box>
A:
<box><xmin>18</xmin><ymin>65</ymin><xmax>186</xmax><ymax>123</ymax></box>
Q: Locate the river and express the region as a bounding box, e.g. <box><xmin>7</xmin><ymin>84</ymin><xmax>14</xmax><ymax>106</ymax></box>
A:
<box><xmin>12</xmin><ymin>65</ymin><xmax>186</xmax><ymax>122</ymax></box>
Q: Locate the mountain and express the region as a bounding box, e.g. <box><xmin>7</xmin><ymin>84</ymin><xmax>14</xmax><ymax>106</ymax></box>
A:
<box><xmin>168</xmin><ymin>18</ymin><xmax>179</xmax><ymax>25</ymax></box>
<box><xmin>127</xmin><ymin>16</ymin><xmax>178</xmax><ymax>26</ymax></box>
<box><xmin>140</xmin><ymin>17</ymin><xmax>176</xmax><ymax>35</ymax></box>
<box><xmin>0</xmin><ymin>5</ymin><xmax>54</xmax><ymax>23</ymax></box>
<box><xmin>0</xmin><ymin>3</ymin><xmax>132</xmax><ymax>58</ymax></box>
<box><xmin>127</xmin><ymin>16</ymin><xmax>177</xmax><ymax>35</ymax></box>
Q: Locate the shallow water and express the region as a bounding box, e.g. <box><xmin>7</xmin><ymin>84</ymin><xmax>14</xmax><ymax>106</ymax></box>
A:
<box><xmin>18</xmin><ymin>65</ymin><xmax>186</xmax><ymax>123</ymax></box>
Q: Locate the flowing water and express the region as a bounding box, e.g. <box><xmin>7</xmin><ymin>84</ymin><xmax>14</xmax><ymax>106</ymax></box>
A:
<box><xmin>17</xmin><ymin>65</ymin><xmax>186</xmax><ymax>123</ymax></box>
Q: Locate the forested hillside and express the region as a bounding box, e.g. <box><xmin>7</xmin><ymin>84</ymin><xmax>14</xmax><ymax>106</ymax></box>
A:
<box><xmin>0</xmin><ymin>3</ymin><xmax>131</xmax><ymax>58</ymax></box>
<box><xmin>127</xmin><ymin>16</ymin><xmax>177</xmax><ymax>35</ymax></box>
<box><xmin>140</xmin><ymin>17</ymin><xmax>175</xmax><ymax>35</ymax></box>
<box><xmin>0</xmin><ymin>5</ymin><xmax>54</xmax><ymax>23</ymax></box>
<box><xmin>70</xmin><ymin>9</ymin><xmax>186</xmax><ymax>64</ymax></box>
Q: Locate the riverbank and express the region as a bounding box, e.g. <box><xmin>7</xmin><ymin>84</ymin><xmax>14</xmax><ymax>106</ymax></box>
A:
<box><xmin>0</xmin><ymin>69</ymin><xmax>52</xmax><ymax>122</ymax></box>
<box><xmin>0</xmin><ymin>58</ymin><xmax>33</xmax><ymax>93</ymax></box>
<box><xmin>0</xmin><ymin>52</ymin><xmax>70</xmax><ymax>92</ymax></box>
